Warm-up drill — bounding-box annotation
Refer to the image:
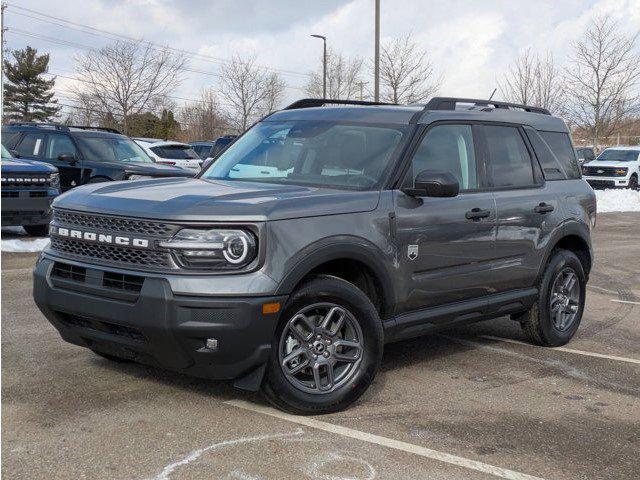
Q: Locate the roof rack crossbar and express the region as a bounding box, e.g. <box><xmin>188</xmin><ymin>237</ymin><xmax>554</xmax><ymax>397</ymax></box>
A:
<box><xmin>67</xmin><ymin>125</ymin><xmax>122</xmax><ymax>134</ymax></box>
<box><xmin>8</xmin><ymin>121</ymin><xmax>70</xmax><ymax>131</ymax></box>
<box><xmin>421</xmin><ymin>97</ymin><xmax>551</xmax><ymax>116</ymax></box>
<box><xmin>283</xmin><ymin>98</ymin><xmax>397</xmax><ymax>110</ymax></box>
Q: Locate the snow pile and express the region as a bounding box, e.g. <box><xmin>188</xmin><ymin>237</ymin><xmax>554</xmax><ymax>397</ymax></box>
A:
<box><xmin>1</xmin><ymin>238</ymin><xmax>50</xmax><ymax>252</ymax></box>
<box><xmin>595</xmin><ymin>189</ymin><xmax>640</xmax><ymax>213</ymax></box>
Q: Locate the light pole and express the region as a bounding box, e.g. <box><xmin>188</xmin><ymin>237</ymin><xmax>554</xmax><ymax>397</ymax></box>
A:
<box><xmin>311</xmin><ymin>34</ymin><xmax>327</xmax><ymax>98</ymax></box>
<box><xmin>373</xmin><ymin>0</ymin><xmax>380</xmax><ymax>101</ymax></box>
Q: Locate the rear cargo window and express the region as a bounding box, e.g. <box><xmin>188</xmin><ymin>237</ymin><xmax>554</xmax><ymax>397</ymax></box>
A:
<box><xmin>539</xmin><ymin>131</ymin><xmax>581</xmax><ymax>179</ymax></box>
<box><xmin>524</xmin><ymin>128</ymin><xmax>567</xmax><ymax>180</ymax></box>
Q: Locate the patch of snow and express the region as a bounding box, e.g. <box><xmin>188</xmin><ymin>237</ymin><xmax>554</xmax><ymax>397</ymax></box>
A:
<box><xmin>595</xmin><ymin>189</ymin><xmax>640</xmax><ymax>213</ymax></box>
<box><xmin>1</xmin><ymin>226</ymin><xmax>27</xmax><ymax>236</ymax></box>
<box><xmin>1</xmin><ymin>238</ymin><xmax>50</xmax><ymax>252</ymax></box>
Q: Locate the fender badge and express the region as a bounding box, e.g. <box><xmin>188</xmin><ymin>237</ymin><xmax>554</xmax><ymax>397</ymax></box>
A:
<box><xmin>408</xmin><ymin>244</ymin><xmax>419</xmax><ymax>261</ymax></box>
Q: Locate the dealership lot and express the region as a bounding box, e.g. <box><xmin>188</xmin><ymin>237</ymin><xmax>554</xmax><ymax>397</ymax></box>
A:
<box><xmin>2</xmin><ymin>212</ymin><xmax>639</xmax><ymax>480</ymax></box>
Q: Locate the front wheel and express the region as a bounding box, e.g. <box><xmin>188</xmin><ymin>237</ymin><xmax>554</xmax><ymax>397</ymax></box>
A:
<box><xmin>262</xmin><ymin>275</ymin><xmax>383</xmax><ymax>414</ymax></box>
<box><xmin>629</xmin><ymin>175</ymin><xmax>638</xmax><ymax>191</ymax></box>
<box><xmin>518</xmin><ymin>249</ymin><xmax>586</xmax><ymax>347</ymax></box>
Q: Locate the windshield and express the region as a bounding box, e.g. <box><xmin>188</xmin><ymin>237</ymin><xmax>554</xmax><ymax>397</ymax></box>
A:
<box><xmin>596</xmin><ymin>149</ymin><xmax>639</xmax><ymax>162</ymax></box>
<box><xmin>151</xmin><ymin>145</ymin><xmax>200</xmax><ymax>160</ymax></box>
<box><xmin>201</xmin><ymin>121</ymin><xmax>407</xmax><ymax>190</ymax></box>
<box><xmin>76</xmin><ymin>136</ymin><xmax>153</xmax><ymax>163</ymax></box>
<box><xmin>1</xmin><ymin>145</ymin><xmax>12</xmax><ymax>158</ymax></box>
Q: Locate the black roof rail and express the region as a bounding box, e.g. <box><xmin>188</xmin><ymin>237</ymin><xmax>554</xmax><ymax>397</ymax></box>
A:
<box><xmin>421</xmin><ymin>97</ymin><xmax>551</xmax><ymax>116</ymax></box>
<box><xmin>67</xmin><ymin>125</ymin><xmax>122</xmax><ymax>134</ymax></box>
<box><xmin>8</xmin><ymin>121</ymin><xmax>70</xmax><ymax>131</ymax></box>
<box><xmin>283</xmin><ymin>98</ymin><xmax>397</xmax><ymax>110</ymax></box>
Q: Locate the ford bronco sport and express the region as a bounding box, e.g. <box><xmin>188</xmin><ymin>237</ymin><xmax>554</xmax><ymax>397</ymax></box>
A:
<box><xmin>34</xmin><ymin>98</ymin><xmax>596</xmax><ymax>414</ymax></box>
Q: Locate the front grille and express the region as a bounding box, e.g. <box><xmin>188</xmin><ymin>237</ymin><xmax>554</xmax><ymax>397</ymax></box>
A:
<box><xmin>57</xmin><ymin>312</ymin><xmax>147</xmax><ymax>342</ymax></box>
<box><xmin>103</xmin><ymin>271</ymin><xmax>144</xmax><ymax>292</ymax></box>
<box><xmin>54</xmin><ymin>209</ymin><xmax>177</xmax><ymax>237</ymax></box>
<box><xmin>1</xmin><ymin>175</ymin><xmax>51</xmax><ymax>187</ymax></box>
<box><xmin>2</xmin><ymin>191</ymin><xmax>19</xmax><ymax>198</ymax></box>
<box><xmin>30</xmin><ymin>191</ymin><xmax>47</xmax><ymax>198</ymax></box>
<box><xmin>50</xmin><ymin>236</ymin><xmax>172</xmax><ymax>269</ymax></box>
<box><xmin>52</xmin><ymin>262</ymin><xmax>87</xmax><ymax>282</ymax></box>
<box><xmin>583</xmin><ymin>166</ymin><xmax>625</xmax><ymax>176</ymax></box>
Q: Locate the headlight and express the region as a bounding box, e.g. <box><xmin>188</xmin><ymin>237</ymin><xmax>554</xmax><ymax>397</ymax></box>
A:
<box><xmin>160</xmin><ymin>228</ymin><xmax>257</xmax><ymax>270</ymax></box>
<box><xmin>582</xmin><ymin>167</ymin><xmax>589</xmax><ymax>175</ymax></box>
<box><xmin>126</xmin><ymin>174</ymin><xmax>155</xmax><ymax>181</ymax></box>
<box><xmin>49</xmin><ymin>173</ymin><xmax>60</xmax><ymax>188</ymax></box>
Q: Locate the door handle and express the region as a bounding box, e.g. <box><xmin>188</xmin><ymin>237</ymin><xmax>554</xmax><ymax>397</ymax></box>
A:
<box><xmin>465</xmin><ymin>207</ymin><xmax>491</xmax><ymax>220</ymax></box>
<box><xmin>534</xmin><ymin>202</ymin><xmax>554</xmax><ymax>214</ymax></box>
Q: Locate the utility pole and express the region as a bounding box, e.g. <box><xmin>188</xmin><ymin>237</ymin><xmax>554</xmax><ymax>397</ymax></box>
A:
<box><xmin>373</xmin><ymin>0</ymin><xmax>380</xmax><ymax>102</ymax></box>
<box><xmin>311</xmin><ymin>34</ymin><xmax>327</xmax><ymax>98</ymax></box>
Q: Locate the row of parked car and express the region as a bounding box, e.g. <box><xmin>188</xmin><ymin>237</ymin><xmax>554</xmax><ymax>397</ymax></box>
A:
<box><xmin>0</xmin><ymin>122</ymin><xmax>235</xmax><ymax>236</ymax></box>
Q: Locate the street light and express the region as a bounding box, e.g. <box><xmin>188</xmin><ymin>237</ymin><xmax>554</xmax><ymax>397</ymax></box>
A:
<box><xmin>310</xmin><ymin>34</ymin><xmax>327</xmax><ymax>98</ymax></box>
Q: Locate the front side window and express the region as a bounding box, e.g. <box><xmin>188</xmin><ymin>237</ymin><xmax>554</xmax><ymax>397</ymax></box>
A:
<box><xmin>15</xmin><ymin>133</ymin><xmax>46</xmax><ymax>157</ymax></box>
<box><xmin>46</xmin><ymin>134</ymin><xmax>78</xmax><ymax>159</ymax></box>
<box><xmin>403</xmin><ymin>124</ymin><xmax>478</xmax><ymax>190</ymax></box>
<box><xmin>76</xmin><ymin>136</ymin><xmax>152</xmax><ymax>163</ymax></box>
<box><xmin>484</xmin><ymin>125</ymin><xmax>535</xmax><ymax>188</ymax></box>
<box><xmin>151</xmin><ymin>145</ymin><xmax>200</xmax><ymax>160</ymax></box>
<box><xmin>202</xmin><ymin>121</ymin><xmax>407</xmax><ymax>190</ymax></box>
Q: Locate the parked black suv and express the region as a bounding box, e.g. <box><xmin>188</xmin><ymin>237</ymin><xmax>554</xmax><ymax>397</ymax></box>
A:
<box><xmin>34</xmin><ymin>98</ymin><xmax>596</xmax><ymax>414</ymax></box>
<box><xmin>2</xmin><ymin>123</ymin><xmax>195</xmax><ymax>191</ymax></box>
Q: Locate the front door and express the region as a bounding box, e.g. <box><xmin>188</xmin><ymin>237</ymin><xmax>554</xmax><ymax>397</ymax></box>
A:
<box><xmin>393</xmin><ymin>123</ymin><xmax>497</xmax><ymax>314</ymax></box>
<box><xmin>42</xmin><ymin>134</ymin><xmax>83</xmax><ymax>191</ymax></box>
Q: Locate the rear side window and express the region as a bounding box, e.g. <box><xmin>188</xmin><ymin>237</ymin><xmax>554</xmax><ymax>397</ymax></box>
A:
<box><xmin>151</xmin><ymin>145</ymin><xmax>200</xmax><ymax>159</ymax></box>
<box><xmin>483</xmin><ymin>125</ymin><xmax>535</xmax><ymax>188</ymax></box>
<box><xmin>191</xmin><ymin>145</ymin><xmax>211</xmax><ymax>158</ymax></box>
<box><xmin>15</xmin><ymin>133</ymin><xmax>46</xmax><ymax>157</ymax></box>
<box><xmin>524</xmin><ymin>128</ymin><xmax>566</xmax><ymax>180</ymax></box>
<box><xmin>539</xmin><ymin>131</ymin><xmax>581</xmax><ymax>179</ymax></box>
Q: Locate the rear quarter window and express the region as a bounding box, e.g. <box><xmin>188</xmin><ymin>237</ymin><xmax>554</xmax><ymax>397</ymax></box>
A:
<box><xmin>524</xmin><ymin>128</ymin><xmax>566</xmax><ymax>180</ymax></box>
<box><xmin>539</xmin><ymin>131</ymin><xmax>581</xmax><ymax>179</ymax></box>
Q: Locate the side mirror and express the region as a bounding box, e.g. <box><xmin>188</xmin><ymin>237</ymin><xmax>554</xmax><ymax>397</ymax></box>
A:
<box><xmin>58</xmin><ymin>153</ymin><xmax>77</xmax><ymax>165</ymax></box>
<box><xmin>404</xmin><ymin>170</ymin><xmax>460</xmax><ymax>198</ymax></box>
<box><xmin>10</xmin><ymin>150</ymin><xmax>20</xmax><ymax>158</ymax></box>
<box><xmin>200</xmin><ymin>157</ymin><xmax>215</xmax><ymax>171</ymax></box>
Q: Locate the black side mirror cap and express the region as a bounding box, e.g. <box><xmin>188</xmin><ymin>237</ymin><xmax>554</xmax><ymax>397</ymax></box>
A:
<box><xmin>403</xmin><ymin>170</ymin><xmax>460</xmax><ymax>198</ymax></box>
<box><xmin>58</xmin><ymin>153</ymin><xmax>77</xmax><ymax>164</ymax></box>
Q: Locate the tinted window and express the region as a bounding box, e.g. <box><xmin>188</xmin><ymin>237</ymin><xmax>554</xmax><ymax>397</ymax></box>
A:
<box><xmin>524</xmin><ymin>128</ymin><xmax>566</xmax><ymax>180</ymax></box>
<box><xmin>46</xmin><ymin>134</ymin><xmax>78</xmax><ymax>159</ymax></box>
<box><xmin>484</xmin><ymin>125</ymin><xmax>535</xmax><ymax>187</ymax></box>
<box><xmin>404</xmin><ymin>124</ymin><xmax>478</xmax><ymax>190</ymax></box>
<box><xmin>1</xmin><ymin>131</ymin><xmax>21</xmax><ymax>149</ymax></box>
<box><xmin>191</xmin><ymin>145</ymin><xmax>211</xmax><ymax>158</ymax></box>
<box><xmin>596</xmin><ymin>149</ymin><xmax>639</xmax><ymax>162</ymax></box>
<box><xmin>76</xmin><ymin>137</ymin><xmax>152</xmax><ymax>163</ymax></box>
<box><xmin>151</xmin><ymin>145</ymin><xmax>200</xmax><ymax>159</ymax></box>
<box><xmin>15</xmin><ymin>133</ymin><xmax>46</xmax><ymax>157</ymax></box>
<box><xmin>539</xmin><ymin>131</ymin><xmax>581</xmax><ymax>179</ymax></box>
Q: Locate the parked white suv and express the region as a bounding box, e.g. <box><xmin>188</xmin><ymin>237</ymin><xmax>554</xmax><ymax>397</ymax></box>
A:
<box><xmin>582</xmin><ymin>147</ymin><xmax>639</xmax><ymax>190</ymax></box>
<box><xmin>133</xmin><ymin>138</ymin><xmax>202</xmax><ymax>171</ymax></box>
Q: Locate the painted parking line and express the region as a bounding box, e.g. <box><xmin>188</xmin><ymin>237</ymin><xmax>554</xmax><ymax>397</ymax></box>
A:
<box><xmin>587</xmin><ymin>285</ymin><xmax>619</xmax><ymax>295</ymax></box>
<box><xmin>480</xmin><ymin>335</ymin><xmax>640</xmax><ymax>366</ymax></box>
<box><xmin>226</xmin><ymin>399</ymin><xmax>547</xmax><ymax>480</ymax></box>
<box><xmin>610</xmin><ymin>299</ymin><xmax>640</xmax><ymax>306</ymax></box>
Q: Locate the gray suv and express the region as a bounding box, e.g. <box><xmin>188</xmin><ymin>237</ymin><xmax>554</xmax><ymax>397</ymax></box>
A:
<box><xmin>33</xmin><ymin>98</ymin><xmax>596</xmax><ymax>414</ymax></box>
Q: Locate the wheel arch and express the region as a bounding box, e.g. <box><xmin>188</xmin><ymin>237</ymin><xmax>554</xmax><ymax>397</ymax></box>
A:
<box><xmin>539</xmin><ymin>221</ymin><xmax>593</xmax><ymax>281</ymax></box>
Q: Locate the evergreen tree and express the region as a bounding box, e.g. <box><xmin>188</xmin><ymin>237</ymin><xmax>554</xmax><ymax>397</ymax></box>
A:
<box><xmin>154</xmin><ymin>109</ymin><xmax>180</xmax><ymax>139</ymax></box>
<box><xmin>3</xmin><ymin>46</ymin><xmax>60</xmax><ymax>122</ymax></box>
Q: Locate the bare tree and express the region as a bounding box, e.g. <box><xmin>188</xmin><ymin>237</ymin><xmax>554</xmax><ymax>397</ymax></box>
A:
<box><xmin>306</xmin><ymin>48</ymin><xmax>364</xmax><ymax>99</ymax></box>
<box><xmin>178</xmin><ymin>89</ymin><xmax>229</xmax><ymax>141</ymax></box>
<box><xmin>379</xmin><ymin>34</ymin><xmax>441</xmax><ymax>104</ymax></box>
<box><xmin>220</xmin><ymin>55</ymin><xmax>286</xmax><ymax>132</ymax></box>
<box><xmin>72</xmin><ymin>40</ymin><xmax>186</xmax><ymax>134</ymax></box>
<box><xmin>499</xmin><ymin>49</ymin><xmax>565</xmax><ymax>114</ymax></box>
<box><xmin>565</xmin><ymin>15</ymin><xmax>640</xmax><ymax>147</ymax></box>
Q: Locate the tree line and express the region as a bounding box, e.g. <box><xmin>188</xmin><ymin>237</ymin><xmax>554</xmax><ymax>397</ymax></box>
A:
<box><xmin>3</xmin><ymin>14</ymin><xmax>639</xmax><ymax>147</ymax></box>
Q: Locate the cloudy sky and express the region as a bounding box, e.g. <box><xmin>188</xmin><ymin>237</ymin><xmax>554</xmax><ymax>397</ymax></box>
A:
<box><xmin>4</xmin><ymin>0</ymin><xmax>640</xmax><ymax>113</ymax></box>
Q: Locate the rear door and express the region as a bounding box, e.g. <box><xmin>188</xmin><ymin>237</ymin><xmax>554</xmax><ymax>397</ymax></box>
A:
<box><xmin>393</xmin><ymin>123</ymin><xmax>498</xmax><ymax>314</ymax></box>
<box><xmin>482</xmin><ymin>124</ymin><xmax>560</xmax><ymax>293</ymax></box>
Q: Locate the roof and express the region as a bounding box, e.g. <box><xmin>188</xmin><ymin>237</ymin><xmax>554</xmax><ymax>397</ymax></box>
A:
<box><xmin>268</xmin><ymin>97</ymin><xmax>569</xmax><ymax>133</ymax></box>
<box><xmin>134</xmin><ymin>139</ymin><xmax>190</xmax><ymax>147</ymax></box>
<box><xmin>601</xmin><ymin>146</ymin><xmax>640</xmax><ymax>151</ymax></box>
<box><xmin>3</xmin><ymin>123</ymin><xmax>126</xmax><ymax>137</ymax></box>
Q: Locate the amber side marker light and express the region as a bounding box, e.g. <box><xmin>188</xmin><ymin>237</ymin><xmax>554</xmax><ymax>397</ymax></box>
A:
<box><xmin>262</xmin><ymin>302</ymin><xmax>281</xmax><ymax>315</ymax></box>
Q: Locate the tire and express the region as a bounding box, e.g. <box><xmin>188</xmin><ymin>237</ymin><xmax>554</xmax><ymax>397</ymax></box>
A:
<box><xmin>629</xmin><ymin>175</ymin><xmax>638</xmax><ymax>191</ymax></box>
<box><xmin>91</xmin><ymin>350</ymin><xmax>133</xmax><ymax>363</ymax></box>
<box><xmin>23</xmin><ymin>224</ymin><xmax>49</xmax><ymax>237</ymax></box>
<box><xmin>518</xmin><ymin>249</ymin><xmax>586</xmax><ymax>347</ymax></box>
<box><xmin>262</xmin><ymin>275</ymin><xmax>383</xmax><ymax>415</ymax></box>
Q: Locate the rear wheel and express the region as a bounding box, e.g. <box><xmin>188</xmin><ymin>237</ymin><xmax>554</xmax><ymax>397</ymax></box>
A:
<box><xmin>23</xmin><ymin>224</ymin><xmax>49</xmax><ymax>237</ymax></box>
<box><xmin>518</xmin><ymin>249</ymin><xmax>586</xmax><ymax>347</ymax></box>
<box><xmin>262</xmin><ymin>275</ymin><xmax>383</xmax><ymax>414</ymax></box>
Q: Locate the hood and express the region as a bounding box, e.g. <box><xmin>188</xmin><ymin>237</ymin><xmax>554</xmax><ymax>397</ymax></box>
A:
<box><xmin>53</xmin><ymin>177</ymin><xmax>381</xmax><ymax>222</ymax></box>
<box><xmin>0</xmin><ymin>158</ymin><xmax>58</xmax><ymax>173</ymax></box>
<box><xmin>583</xmin><ymin>160</ymin><xmax>635</xmax><ymax>168</ymax></box>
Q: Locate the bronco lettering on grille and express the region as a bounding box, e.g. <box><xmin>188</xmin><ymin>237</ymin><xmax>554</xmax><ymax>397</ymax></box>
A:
<box><xmin>51</xmin><ymin>226</ymin><xmax>150</xmax><ymax>248</ymax></box>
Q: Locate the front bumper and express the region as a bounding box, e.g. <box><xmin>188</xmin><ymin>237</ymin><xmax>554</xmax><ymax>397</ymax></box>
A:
<box><xmin>1</xmin><ymin>191</ymin><xmax>56</xmax><ymax>226</ymax></box>
<box><xmin>584</xmin><ymin>176</ymin><xmax>630</xmax><ymax>189</ymax></box>
<box><xmin>33</xmin><ymin>257</ymin><xmax>286</xmax><ymax>382</ymax></box>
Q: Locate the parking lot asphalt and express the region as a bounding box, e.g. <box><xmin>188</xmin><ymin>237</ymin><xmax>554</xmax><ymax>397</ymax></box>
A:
<box><xmin>2</xmin><ymin>212</ymin><xmax>639</xmax><ymax>480</ymax></box>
